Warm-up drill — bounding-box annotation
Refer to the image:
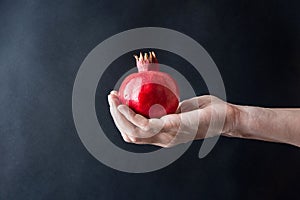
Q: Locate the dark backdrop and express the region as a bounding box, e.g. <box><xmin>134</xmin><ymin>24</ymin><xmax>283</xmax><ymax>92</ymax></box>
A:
<box><xmin>1</xmin><ymin>0</ymin><xmax>300</xmax><ymax>199</ymax></box>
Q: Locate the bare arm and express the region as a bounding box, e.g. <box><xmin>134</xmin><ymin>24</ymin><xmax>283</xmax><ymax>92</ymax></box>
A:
<box><xmin>109</xmin><ymin>91</ymin><xmax>300</xmax><ymax>148</ymax></box>
<box><xmin>231</xmin><ymin>106</ymin><xmax>300</xmax><ymax>147</ymax></box>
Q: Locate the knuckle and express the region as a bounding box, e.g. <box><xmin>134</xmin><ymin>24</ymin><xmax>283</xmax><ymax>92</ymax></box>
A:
<box><xmin>139</xmin><ymin>119</ymin><xmax>149</xmax><ymax>129</ymax></box>
<box><xmin>131</xmin><ymin>137</ymin><xmax>138</xmax><ymax>143</ymax></box>
<box><xmin>142</xmin><ymin>125</ymin><xmax>151</xmax><ymax>132</ymax></box>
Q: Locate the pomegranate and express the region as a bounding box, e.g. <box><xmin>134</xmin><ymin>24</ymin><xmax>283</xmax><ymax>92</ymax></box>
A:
<box><xmin>118</xmin><ymin>51</ymin><xmax>180</xmax><ymax>118</ymax></box>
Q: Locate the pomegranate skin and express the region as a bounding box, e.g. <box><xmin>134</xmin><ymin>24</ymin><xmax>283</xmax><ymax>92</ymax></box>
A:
<box><xmin>118</xmin><ymin>52</ymin><xmax>179</xmax><ymax>118</ymax></box>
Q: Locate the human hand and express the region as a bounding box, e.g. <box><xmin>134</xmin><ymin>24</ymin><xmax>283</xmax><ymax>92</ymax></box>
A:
<box><xmin>108</xmin><ymin>91</ymin><xmax>238</xmax><ymax>148</ymax></box>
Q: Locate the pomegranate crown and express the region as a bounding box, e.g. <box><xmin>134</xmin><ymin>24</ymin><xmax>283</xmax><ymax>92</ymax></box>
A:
<box><xmin>133</xmin><ymin>51</ymin><xmax>159</xmax><ymax>72</ymax></box>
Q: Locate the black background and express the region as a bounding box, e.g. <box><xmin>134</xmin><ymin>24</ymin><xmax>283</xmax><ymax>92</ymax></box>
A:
<box><xmin>1</xmin><ymin>0</ymin><xmax>300</xmax><ymax>199</ymax></box>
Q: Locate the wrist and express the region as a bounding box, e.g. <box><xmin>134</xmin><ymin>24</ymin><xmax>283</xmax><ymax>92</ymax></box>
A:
<box><xmin>234</xmin><ymin>105</ymin><xmax>252</xmax><ymax>137</ymax></box>
<box><xmin>230</xmin><ymin>104</ymin><xmax>262</xmax><ymax>139</ymax></box>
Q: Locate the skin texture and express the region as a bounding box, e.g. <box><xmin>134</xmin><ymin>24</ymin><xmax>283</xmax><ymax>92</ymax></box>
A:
<box><xmin>108</xmin><ymin>91</ymin><xmax>300</xmax><ymax>148</ymax></box>
<box><xmin>232</xmin><ymin>106</ymin><xmax>300</xmax><ymax>147</ymax></box>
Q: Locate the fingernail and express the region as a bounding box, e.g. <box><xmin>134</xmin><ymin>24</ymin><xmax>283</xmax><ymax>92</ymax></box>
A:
<box><xmin>110</xmin><ymin>90</ymin><xmax>118</xmax><ymax>96</ymax></box>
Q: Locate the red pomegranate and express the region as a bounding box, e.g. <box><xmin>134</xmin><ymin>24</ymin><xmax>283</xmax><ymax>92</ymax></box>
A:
<box><xmin>118</xmin><ymin>52</ymin><xmax>180</xmax><ymax>118</ymax></box>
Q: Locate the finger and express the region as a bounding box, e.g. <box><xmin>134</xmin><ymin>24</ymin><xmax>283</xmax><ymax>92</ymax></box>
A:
<box><xmin>109</xmin><ymin>105</ymin><xmax>134</xmax><ymax>143</ymax></box>
<box><xmin>118</xmin><ymin>105</ymin><xmax>164</xmax><ymax>138</ymax></box>
<box><xmin>108</xmin><ymin>94</ymin><xmax>136</xmax><ymax>140</ymax></box>
<box><xmin>110</xmin><ymin>90</ymin><xmax>119</xmax><ymax>97</ymax></box>
<box><xmin>120</xmin><ymin>132</ymin><xmax>132</xmax><ymax>143</ymax></box>
<box><xmin>176</xmin><ymin>97</ymin><xmax>200</xmax><ymax>113</ymax></box>
<box><xmin>141</xmin><ymin>133</ymin><xmax>178</xmax><ymax>148</ymax></box>
<box><xmin>117</xmin><ymin>105</ymin><xmax>148</xmax><ymax>128</ymax></box>
<box><xmin>130</xmin><ymin>132</ymin><xmax>169</xmax><ymax>147</ymax></box>
<box><xmin>108</xmin><ymin>97</ymin><xmax>130</xmax><ymax>142</ymax></box>
<box><xmin>164</xmin><ymin>110</ymin><xmax>202</xmax><ymax>140</ymax></box>
<box><xmin>108</xmin><ymin>94</ymin><xmax>161</xmax><ymax>142</ymax></box>
<box><xmin>175</xmin><ymin>101</ymin><xmax>185</xmax><ymax>114</ymax></box>
<box><xmin>178</xmin><ymin>108</ymin><xmax>210</xmax><ymax>139</ymax></box>
<box><xmin>118</xmin><ymin>105</ymin><xmax>149</xmax><ymax>127</ymax></box>
<box><xmin>176</xmin><ymin>96</ymin><xmax>213</xmax><ymax>113</ymax></box>
<box><xmin>108</xmin><ymin>94</ymin><xmax>153</xmax><ymax>140</ymax></box>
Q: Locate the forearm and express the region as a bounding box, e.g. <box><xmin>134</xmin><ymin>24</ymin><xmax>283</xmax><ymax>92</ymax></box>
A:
<box><xmin>234</xmin><ymin>105</ymin><xmax>300</xmax><ymax>147</ymax></box>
